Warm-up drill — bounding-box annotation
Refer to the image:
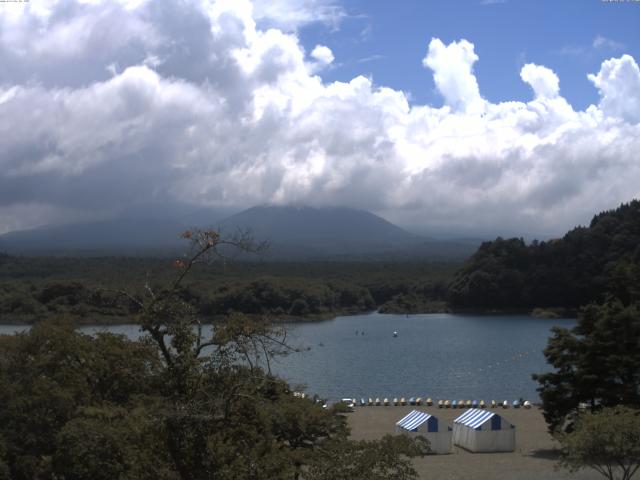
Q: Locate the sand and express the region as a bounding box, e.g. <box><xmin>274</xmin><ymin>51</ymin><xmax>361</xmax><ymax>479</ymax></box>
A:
<box><xmin>347</xmin><ymin>405</ymin><xmax>602</xmax><ymax>480</ymax></box>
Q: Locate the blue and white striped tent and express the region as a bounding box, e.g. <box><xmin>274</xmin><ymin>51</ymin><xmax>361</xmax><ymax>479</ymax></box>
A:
<box><xmin>396</xmin><ymin>410</ymin><xmax>452</xmax><ymax>454</ymax></box>
<box><xmin>396</xmin><ymin>410</ymin><xmax>438</xmax><ymax>432</ymax></box>
<box><xmin>453</xmin><ymin>408</ymin><xmax>515</xmax><ymax>452</ymax></box>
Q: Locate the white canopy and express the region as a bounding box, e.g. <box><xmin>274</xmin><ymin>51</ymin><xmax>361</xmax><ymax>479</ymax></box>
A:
<box><xmin>395</xmin><ymin>410</ymin><xmax>452</xmax><ymax>454</ymax></box>
<box><xmin>452</xmin><ymin>408</ymin><xmax>515</xmax><ymax>453</ymax></box>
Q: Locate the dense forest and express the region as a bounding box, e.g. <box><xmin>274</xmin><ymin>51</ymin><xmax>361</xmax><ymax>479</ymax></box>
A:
<box><xmin>0</xmin><ymin>255</ymin><xmax>455</xmax><ymax>324</ymax></box>
<box><xmin>448</xmin><ymin>200</ymin><xmax>640</xmax><ymax>312</ymax></box>
<box><xmin>2</xmin><ymin>200</ymin><xmax>639</xmax><ymax>324</ymax></box>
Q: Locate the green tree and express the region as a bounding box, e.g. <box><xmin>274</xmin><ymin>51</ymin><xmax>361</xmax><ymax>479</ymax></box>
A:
<box><xmin>558</xmin><ymin>406</ymin><xmax>640</xmax><ymax>480</ymax></box>
<box><xmin>533</xmin><ymin>299</ymin><xmax>640</xmax><ymax>432</ymax></box>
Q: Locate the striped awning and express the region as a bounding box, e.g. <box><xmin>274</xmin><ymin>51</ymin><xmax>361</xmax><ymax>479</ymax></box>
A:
<box><xmin>454</xmin><ymin>409</ymin><xmax>495</xmax><ymax>429</ymax></box>
<box><xmin>396</xmin><ymin>410</ymin><xmax>431</xmax><ymax>431</ymax></box>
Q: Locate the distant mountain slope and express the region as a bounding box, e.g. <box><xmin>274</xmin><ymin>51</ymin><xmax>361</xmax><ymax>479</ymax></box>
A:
<box><xmin>216</xmin><ymin>205</ymin><xmax>475</xmax><ymax>260</ymax></box>
<box><xmin>0</xmin><ymin>205</ymin><xmax>477</xmax><ymax>260</ymax></box>
<box><xmin>0</xmin><ymin>218</ymin><xmax>188</xmax><ymax>255</ymax></box>
<box><xmin>449</xmin><ymin>200</ymin><xmax>640</xmax><ymax>309</ymax></box>
<box><xmin>217</xmin><ymin>205</ymin><xmax>417</xmax><ymax>245</ymax></box>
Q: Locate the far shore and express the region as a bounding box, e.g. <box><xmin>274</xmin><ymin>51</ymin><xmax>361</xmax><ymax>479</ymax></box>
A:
<box><xmin>347</xmin><ymin>405</ymin><xmax>599</xmax><ymax>480</ymax></box>
<box><xmin>0</xmin><ymin>307</ymin><xmax>577</xmax><ymax>328</ymax></box>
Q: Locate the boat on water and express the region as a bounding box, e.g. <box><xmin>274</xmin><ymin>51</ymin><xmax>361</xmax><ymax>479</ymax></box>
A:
<box><xmin>393</xmin><ymin>331</ymin><xmax>398</xmax><ymax>337</ymax></box>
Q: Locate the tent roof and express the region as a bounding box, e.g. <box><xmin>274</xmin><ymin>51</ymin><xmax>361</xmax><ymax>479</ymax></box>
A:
<box><xmin>396</xmin><ymin>410</ymin><xmax>432</xmax><ymax>431</ymax></box>
<box><xmin>454</xmin><ymin>409</ymin><xmax>496</xmax><ymax>429</ymax></box>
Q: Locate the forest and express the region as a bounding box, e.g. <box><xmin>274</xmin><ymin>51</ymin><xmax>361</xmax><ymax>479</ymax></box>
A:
<box><xmin>448</xmin><ymin>200</ymin><xmax>640</xmax><ymax>312</ymax></box>
<box><xmin>1</xmin><ymin>200</ymin><xmax>639</xmax><ymax>324</ymax></box>
<box><xmin>0</xmin><ymin>255</ymin><xmax>455</xmax><ymax>324</ymax></box>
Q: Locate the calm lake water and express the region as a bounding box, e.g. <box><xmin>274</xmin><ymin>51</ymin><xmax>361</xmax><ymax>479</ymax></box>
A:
<box><xmin>0</xmin><ymin>312</ymin><xmax>575</xmax><ymax>402</ymax></box>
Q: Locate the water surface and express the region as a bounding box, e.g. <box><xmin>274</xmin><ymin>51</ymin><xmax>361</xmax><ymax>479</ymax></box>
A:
<box><xmin>0</xmin><ymin>312</ymin><xmax>575</xmax><ymax>401</ymax></box>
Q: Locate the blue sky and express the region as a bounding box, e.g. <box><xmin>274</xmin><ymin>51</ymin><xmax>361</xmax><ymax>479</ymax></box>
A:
<box><xmin>0</xmin><ymin>0</ymin><xmax>639</xmax><ymax>237</ymax></box>
<box><xmin>299</xmin><ymin>0</ymin><xmax>640</xmax><ymax>109</ymax></box>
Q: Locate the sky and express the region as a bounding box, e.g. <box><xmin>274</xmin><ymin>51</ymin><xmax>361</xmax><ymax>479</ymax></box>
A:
<box><xmin>0</xmin><ymin>0</ymin><xmax>639</xmax><ymax>238</ymax></box>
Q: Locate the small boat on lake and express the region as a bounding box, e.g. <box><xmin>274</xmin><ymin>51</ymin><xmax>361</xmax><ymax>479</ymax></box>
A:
<box><xmin>393</xmin><ymin>331</ymin><xmax>398</xmax><ymax>337</ymax></box>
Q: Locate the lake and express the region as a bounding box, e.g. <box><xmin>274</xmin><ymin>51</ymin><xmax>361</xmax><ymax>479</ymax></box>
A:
<box><xmin>0</xmin><ymin>312</ymin><xmax>575</xmax><ymax>402</ymax></box>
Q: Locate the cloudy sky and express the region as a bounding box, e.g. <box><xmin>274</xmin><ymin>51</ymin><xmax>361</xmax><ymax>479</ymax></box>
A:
<box><xmin>1</xmin><ymin>0</ymin><xmax>639</xmax><ymax>238</ymax></box>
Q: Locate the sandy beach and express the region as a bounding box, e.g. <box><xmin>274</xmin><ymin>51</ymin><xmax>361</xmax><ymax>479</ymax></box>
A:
<box><xmin>347</xmin><ymin>405</ymin><xmax>602</xmax><ymax>480</ymax></box>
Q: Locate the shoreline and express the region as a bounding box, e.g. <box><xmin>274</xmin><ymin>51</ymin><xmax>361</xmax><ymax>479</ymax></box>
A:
<box><xmin>0</xmin><ymin>308</ymin><xmax>578</xmax><ymax>328</ymax></box>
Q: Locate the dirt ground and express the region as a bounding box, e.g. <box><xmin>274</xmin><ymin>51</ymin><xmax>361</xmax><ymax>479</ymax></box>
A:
<box><xmin>347</xmin><ymin>405</ymin><xmax>602</xmax><ymax>480</ymax></box>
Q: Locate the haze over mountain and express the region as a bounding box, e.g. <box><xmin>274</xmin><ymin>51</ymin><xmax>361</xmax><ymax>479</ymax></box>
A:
<box><xmin>0</xmin><ymin>205</ymin><xmax>477</xmax><ymax>260</ymax></box>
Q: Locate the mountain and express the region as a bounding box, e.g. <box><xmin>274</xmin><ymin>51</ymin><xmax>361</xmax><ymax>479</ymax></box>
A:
<box><xmin>215</xmin><ymin>205</ymin><xmax>476</xmax><ymax>260</ymax></box>
<box><xmin>0</xmin><ymin>205</ymin><xmax>477</xmax><ymax>259</ymax></box>
<box><xmin>0</xmin><ymin>218</ymin><xmax>189</xmax><ymax>255</ymax></box>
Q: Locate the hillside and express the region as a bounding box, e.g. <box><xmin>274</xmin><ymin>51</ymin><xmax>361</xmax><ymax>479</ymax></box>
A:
<box><xmin>216</xmin><ymin>205</ymin><xmax>475</xmax><ymax>260</ymax></box>
<box><xmin>0</xmin><ymin>218</ymin><xmax>188</xmax><ymax>255</ymax></box>
<box><xmin>0</xmin><ymin>205</ymin><xmax>477</xmax><ymax>260</ymax></box>
<box><xmin>448</xmin><ymin>200</ymin><xmax>640</xmax><ymax>310</ymax></box>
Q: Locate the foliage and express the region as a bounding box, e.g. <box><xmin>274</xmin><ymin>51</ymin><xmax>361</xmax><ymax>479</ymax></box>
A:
<box><xmin>558</xmin><ymin>406</ymin><xmax>640</xmax><ymax>480</ymax></box>
<box><xmin>533</xmin><ymin>300</ymin><xmax>640</xmax><ymax>432</ymax></box>
<box><xmin>0</xmin><ymin>229</ymin><xmax>430</xmax><ymax>479</ymax></box>
<box><xmin>449</xmin><ymin>200</ymin><xmax>640</xmax><ymax>310</ymax></box>
<box><xmin>305</xmin><ymin>434</ymin><xmax>431</xmax><ymax>480</ymax></box>
<box><xmin>0</xmin><ymin>256</ymin><xmax>458</xmax><ymax>323</ymax></box>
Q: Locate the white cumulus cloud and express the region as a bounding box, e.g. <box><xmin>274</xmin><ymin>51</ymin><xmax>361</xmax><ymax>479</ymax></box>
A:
<box><xmin>422</xmin><ymin>38</ymin><xmax>484</xmax><ymax>113</ymax></box>
<box><xmin>310</xmin><ymin>44</ymin><xmax>334</xmax><ymax>65</ymax></box>
<box><xmin>0</xmin><ymin>0</ymin><xmax>639</xmax><ymax>238</ymax></box>
<box><xmin>520</xmin><ymin>63</ymin><xmax>560</xmax><ymax>99</ymax></box>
